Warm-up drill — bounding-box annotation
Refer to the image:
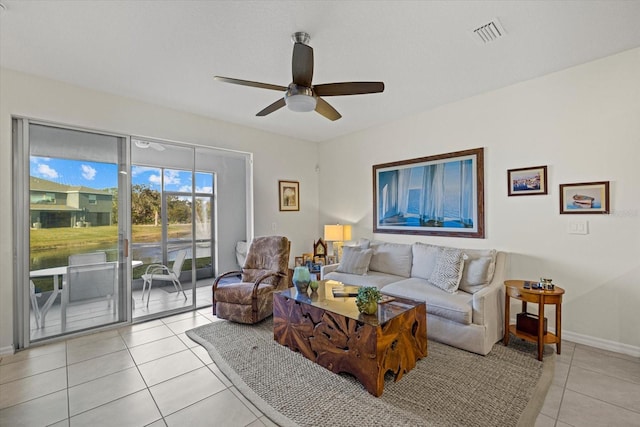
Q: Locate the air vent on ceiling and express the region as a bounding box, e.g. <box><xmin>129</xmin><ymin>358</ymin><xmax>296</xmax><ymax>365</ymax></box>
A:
<box><xmin>471</xmin><ymin>19</ymin><xmax>506</xmax><ymax>44</ymax></box>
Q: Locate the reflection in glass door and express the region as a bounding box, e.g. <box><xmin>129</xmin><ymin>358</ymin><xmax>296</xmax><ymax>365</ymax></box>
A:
<box><xmin>25</xmin><ymin>122</ymin><xmax>128</xmax><ymax>342</ymax></box>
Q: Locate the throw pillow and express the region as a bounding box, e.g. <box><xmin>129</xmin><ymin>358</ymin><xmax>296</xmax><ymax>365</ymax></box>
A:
<box><xmin>458</xmin><ymin>249</ymin><xmax>497</xmax><ymax>294</ymax></box>
<box><xmin>411</xmin><ymin>243</ymin><xmax>441</xmax><ymax>280</ymax></box>
<box><xmin>368</xmin><ymin>242</ymin><xmax>413</xmax><ymax>277</ymax></box>
<box><xmin>336</xmin><ymin>247</ymin><xmax>373</xmax><ymax>275</ymax></box>
<box><xmin>429</xmin><ymin>247</ymin><xmax>465</xmax><ymax>293</ymax></box>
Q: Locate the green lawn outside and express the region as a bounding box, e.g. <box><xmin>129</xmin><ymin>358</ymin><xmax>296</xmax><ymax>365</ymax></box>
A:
<box><xmin>30</xmin><ymin>224</ymin><xmax>210</xmax><ymax>292</ymax></box>
<box><xmin>30</xmin><ymin>224</ymin><xmax>192</xmax><ymax>251</ymax></box>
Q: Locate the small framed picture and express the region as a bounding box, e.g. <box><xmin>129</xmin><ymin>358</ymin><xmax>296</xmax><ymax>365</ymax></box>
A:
<box><xmin>560</xmin><ymin>181</ymin><xmax>610</xmax><ymax>214</ymax></box>
<box><xmin>302</xmin><ymin>253</ymin><xmax>313</xmax><ymax>264</ymax></box>
<box><xmin>507</xmin><ymin>166</ymin><xmax>548</xmax><ymax>196</ymax></box>
<box><xmin>294</xmin><ymin>257</ymin><xmax>304</xmax><ymax>267</ymax></box>
<box><xmin>279</xmin><ymin>180</ymin><xmax>299</xmax><ymax>211</ymax></box>
<box><xmin>327</xmin><ymin>255</ymin><xmax>337</xmax><ymax>265</ymax></box>
<box><xmin>314</xmin><ymin>257</ymin><xmax>325</xmax><ymax>266</ymax></box>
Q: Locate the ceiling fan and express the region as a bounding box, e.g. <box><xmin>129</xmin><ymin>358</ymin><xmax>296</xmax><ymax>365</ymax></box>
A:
<box><xmin>214</xmin><ymin>32</ymin><xmax>385</xmax><ymax>121</ymax></box>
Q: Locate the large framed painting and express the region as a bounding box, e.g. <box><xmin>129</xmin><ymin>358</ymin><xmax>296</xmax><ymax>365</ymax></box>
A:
<box><xmin>559</xmin><ymin>181</ymin><xmax>610</xmax><ymax>214</ymax></box>
<box><xmin>373</xmin><ymin>148</ymin><xmax>485</xmax><ymax>238</ymax></box>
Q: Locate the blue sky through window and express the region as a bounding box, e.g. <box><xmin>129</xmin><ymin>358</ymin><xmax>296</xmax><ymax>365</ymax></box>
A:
<box><xmin>30</xmin><ymin>156</ymin><xmax>117</xmax><ymax>189</ymax></box>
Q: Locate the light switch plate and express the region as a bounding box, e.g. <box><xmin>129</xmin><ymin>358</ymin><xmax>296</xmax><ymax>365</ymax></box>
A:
<box><xmin>568</xmin><ymin>219</ymin><xmax>588</xmax><ymax>234</ymax></box>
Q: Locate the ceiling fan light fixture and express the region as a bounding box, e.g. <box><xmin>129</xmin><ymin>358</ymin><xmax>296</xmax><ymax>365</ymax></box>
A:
<box><xmin>284</xmin><ymin>84</ymin><xmax>317</xmax><ymax>112</ymax></box>
<box><xmin>133</xmin><ymin>139</ymin><xmax>150</xmax><ymax>149</ymax></box>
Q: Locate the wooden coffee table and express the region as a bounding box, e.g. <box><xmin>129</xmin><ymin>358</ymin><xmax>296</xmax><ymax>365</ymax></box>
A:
<box><xmin>273</xmin><ymin>280</ymin><xmax>427</xmax><ymax>396</ymax></box>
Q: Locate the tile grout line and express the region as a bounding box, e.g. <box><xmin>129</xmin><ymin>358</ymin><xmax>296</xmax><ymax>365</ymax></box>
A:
<box><xmin>553</xmin><ymin>344</ymin><xmax>575</xmax><ymax>426</ymax></box>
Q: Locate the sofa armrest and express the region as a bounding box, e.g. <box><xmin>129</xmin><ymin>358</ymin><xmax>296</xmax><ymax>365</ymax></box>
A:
<box><xmin>320</xmin><ymin>263</ymin><xmax>339</xmax><ymax>279</ymax></box>
<box><xmin>471</xmin><ymin>252</ymin><xmax>506</xmax><ymax>330</ymax></box>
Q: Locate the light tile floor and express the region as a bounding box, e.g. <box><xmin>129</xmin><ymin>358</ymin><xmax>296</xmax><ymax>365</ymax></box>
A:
<box><xmin>2</xmin><ymin>309</ymin><xmax>639</xmax><ymax>427</ymax></box>
<box><xmin>1</xmin><ymin>309</ymin><xmax>276</xmax><ymax>427</ymax></box>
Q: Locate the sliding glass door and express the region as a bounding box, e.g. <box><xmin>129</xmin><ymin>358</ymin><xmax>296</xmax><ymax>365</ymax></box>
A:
<box><xmin>14</xmin><ymin>119</ymin><xmax>252</xmax><ymax>348</ymax></box>
<box><xmin>17</xmin><ymin>120</ymin><xmax>130</xmax><ymax>343</ymax></box>
<box><xmin>131</xmin><ymin>141</ymin><xmax>217</xmax><ymax>319</ymax></box>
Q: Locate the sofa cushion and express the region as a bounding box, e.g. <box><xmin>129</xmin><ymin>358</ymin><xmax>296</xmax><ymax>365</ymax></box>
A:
<box><xmin>411</xmin><ymin>243</ymin><xmax>440</xmax><ymax>280</ymax></box>
<box><xmin>324</xmin><ymin>271</ymin><xmax>401</xmax><ymax>290</ymax></box>
<box><xmin>335</xmin><ymin>247</ymin><xmax>373</xmax><ymax>275</ymax></box>
<box><xmin>429</xmin><ymin>247</ymin><xmax>465</xmax><ymax>293</ymax></box>
<box><xmin>369</xmin><ymin>242</ymin><xmax>412</xmax><ymax>278</ymax></box>
<box><xmin>381</xmin><ymin>278</ymin><xmax>473</xmax><ymax>325</ymax></box>
<box><xmin>459</xmin><ymin>249</ymin><xmax>497</xmax><ymax>294</ymax></box>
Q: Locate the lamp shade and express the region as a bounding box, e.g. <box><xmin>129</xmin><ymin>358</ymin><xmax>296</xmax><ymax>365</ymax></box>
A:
<box><xmin>324</xmin><ymin>224</ymin><xmax>352</xmax><ymax>241</ymax></box>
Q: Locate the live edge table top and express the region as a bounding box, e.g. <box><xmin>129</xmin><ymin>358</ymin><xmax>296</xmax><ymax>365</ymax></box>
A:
<box><xmin>273</xmin><ymin>280</ymin><xmax>428</xmax><ymax>397</ymax></box>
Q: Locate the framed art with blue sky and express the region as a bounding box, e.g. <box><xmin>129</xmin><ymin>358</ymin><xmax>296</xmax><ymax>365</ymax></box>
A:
<box><xmin>507</xmin><ymin>165</ymin><xmax>548</xmax><ymax>196</ymax></box>
<box><xmin>373</xmin><ymin>148</ymin><xmax>484</xmax><ymax>238</ymax></box>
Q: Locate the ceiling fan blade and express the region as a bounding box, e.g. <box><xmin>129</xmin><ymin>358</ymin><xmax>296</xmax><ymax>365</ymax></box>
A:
<box><xmin>214</xmin><ymin>76</ymin><xmax>287</xmax><ymax>92</ymax></box>
<box><xmin>292</xmin><ymin>43</ymin><xmax>313</xmax><ymax>87</ymax></box>
<box><xmin>315</xmin><ymin>97</ymin><xmax>342</xmax><ymax>121</ymax></box>
<box><xmin>256</xmin><ymin>98</ymin><xmax>286</xmax><ymax>116</ymax></box>
<box><xmin>314</xmin><ymin>82</ymin><xmax>385</xmax><ymax>97</ymax></box>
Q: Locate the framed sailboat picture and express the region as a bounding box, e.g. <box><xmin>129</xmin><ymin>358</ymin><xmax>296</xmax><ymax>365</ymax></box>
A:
<box><xmin>559</xmin><ymin>181</ymin><xmax>610</xmax><ymax>214</ymax></box>
<box><xmin>373</xmin><ymin>148</ymin><xmax>485</xmax><ymax>238</ymax></box>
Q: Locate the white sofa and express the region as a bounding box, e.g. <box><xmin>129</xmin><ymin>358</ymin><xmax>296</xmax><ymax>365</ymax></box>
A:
<box><xmin>321</xmin><ymin>240</ymin><xmax>507</xmax><ymax>355</ymax></box>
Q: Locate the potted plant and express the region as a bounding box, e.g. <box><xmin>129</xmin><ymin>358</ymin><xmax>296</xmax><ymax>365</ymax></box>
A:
<box><xmin>355</xmin><ymin>286</ymin><xmax>382</xmax><ymax>315</ymax></box>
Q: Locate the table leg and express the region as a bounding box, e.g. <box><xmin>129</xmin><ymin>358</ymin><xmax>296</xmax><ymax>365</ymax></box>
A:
<box><xmin>537</xmin><ymin>298</ymin><xmax>544</xmax><ymax>361</ymax></box>
<box><xmin>39</xmin><ymin>274</ymin><xmax>61</xmax><ymax>328</ymax></box>
<box><xmin>556</xmin><ymin>302</ymin><xmax>562</xmax><ymax>355</ymax></box>
<box><xmin>503</xmin><ymin>293</ymin><xmax>510</xmax><ymax>346</ymax></box>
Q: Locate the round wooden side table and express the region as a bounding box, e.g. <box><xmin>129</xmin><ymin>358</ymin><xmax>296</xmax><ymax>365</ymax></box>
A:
<box><xmin>503</xmin><ymin>280</ymin><xmax>565</xmax><ymax>361</ymax></box>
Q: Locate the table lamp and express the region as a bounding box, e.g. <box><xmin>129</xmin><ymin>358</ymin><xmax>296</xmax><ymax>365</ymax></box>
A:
<box><xmin>323</xmin><ymin>224</ymin><xmax>352</xmax><ymax>262</ymax></box>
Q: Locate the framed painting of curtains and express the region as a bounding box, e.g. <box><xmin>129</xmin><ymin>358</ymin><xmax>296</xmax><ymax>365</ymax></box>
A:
<box><xmin>372</xmin><ymin>148</ymin><xmax>485</xmax><ymax>238</ymax></box>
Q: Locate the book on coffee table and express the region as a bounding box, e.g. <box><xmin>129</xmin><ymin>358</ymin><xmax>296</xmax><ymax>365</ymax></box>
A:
<box><xmin>331</xmin><ymin>286</ymin><xmax>396</xmax><ymax>303</ymax></box>
<box><xmin>331</xmin><ymin>285</ymin><xmax>361</xmax><ymax>297</ymax></box>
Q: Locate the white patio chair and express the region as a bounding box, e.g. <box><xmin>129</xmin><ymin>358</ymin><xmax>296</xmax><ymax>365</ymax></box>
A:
<box><xmin>29</xmin><ymin>280</ymin><xmax>42</xmax><ymax>328</ymax></box>
<box><xmin>62</xmin><ymin>262</ymin><xmax>117</xmax><ymax>331</ymax></box>
<box><xmin>141</xmin><ymin>250</ymin><xmax>188</xmax><ymax>307</ymax></box>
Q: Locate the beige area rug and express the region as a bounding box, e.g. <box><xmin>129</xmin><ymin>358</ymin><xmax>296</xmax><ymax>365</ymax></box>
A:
<box><xmin>186</xmin><ymin>319</ymin><xmax>554</xmax><ymax>427</ymax></box>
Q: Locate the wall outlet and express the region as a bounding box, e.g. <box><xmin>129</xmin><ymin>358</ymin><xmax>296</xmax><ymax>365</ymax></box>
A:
<box><xmin>568</xmin><ymin>219</ymin><xmax>588</xmax><ymax>234</ymax></box>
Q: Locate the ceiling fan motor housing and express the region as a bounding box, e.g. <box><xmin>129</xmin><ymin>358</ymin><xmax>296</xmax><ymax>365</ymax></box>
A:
<box><xmin>284</xmin><ymin>83</ymin><xmax>317</xmax><ymax>112</ymax></box>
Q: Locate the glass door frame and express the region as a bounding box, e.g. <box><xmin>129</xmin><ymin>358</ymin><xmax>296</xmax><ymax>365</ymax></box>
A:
<box><xmin>12</xmin><ymin>117</ymin><xmax>133</xmax><ymax>349</ymax></box>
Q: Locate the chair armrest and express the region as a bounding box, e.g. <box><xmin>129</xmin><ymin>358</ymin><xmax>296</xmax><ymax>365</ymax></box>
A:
<box><xmin>321</xmin><ymin>263</ymin><xmax>339</xmax><ymax>279</ymax></box>
<box><xmin>251</xmin><ymin>271</ymin><xmax>286</xmax><ymax>294</ymax></box>
<box><xmin>213</xmin><ymin>270</ymin><xmax>242</xmax><ymax>290</ymax></box>
<box><xmin>144</xmin><ymin>264</ymin><xmax>169</xmax><ymax>275</ymax></box>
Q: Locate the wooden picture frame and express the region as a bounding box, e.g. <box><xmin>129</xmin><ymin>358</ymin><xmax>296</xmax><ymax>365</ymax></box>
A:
<box><xmin>302</xmin><ymin>253</ymin><xmax>313</xmax><ymax>264</ymax></box>
<box><xmin>508</xmin><ymin>165</ymin><xmax>548</xmax><ymax>196</ymax></box>
<box><xmin>294</xmin><ymin>256</ymin><xmax>304</xmax><ymax>267</ymax></box>
<box><xmin>326</xmin><ymin>255</ymin><xmax>337</xmax><ymax>265</ymax></box>
<box><xmin>373</xmin><ymin>148</ymin><xmax>484</xmax><ymax>238</ymax></box>
<box><xmin>278</xmin><ymin>180</ymin><xmax>299</xmax><ymax>211</ymax></box>
<box><xmin>559</xmin><ymin>181</ymin><xmax>610</xmax><ymax>214</ymax></box>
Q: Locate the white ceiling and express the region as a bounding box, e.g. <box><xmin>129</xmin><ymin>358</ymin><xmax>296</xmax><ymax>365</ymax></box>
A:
<box><xmin>2</xmin><ymin>1</ymin><xmax>640</xmax><ymax>142</ymax></box>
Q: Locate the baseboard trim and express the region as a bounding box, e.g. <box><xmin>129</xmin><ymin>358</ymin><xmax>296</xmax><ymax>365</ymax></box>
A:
<box><xmin>0</xmin><ymin>345</ymin><xmax>15</xmax><ymax>356</ymax></box>
<box><xmin>563</xmin><ymin>330</ymin><xmax>640</xmax><ymax>358</ymax></box>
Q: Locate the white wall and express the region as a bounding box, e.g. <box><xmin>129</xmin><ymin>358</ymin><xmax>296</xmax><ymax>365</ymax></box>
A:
<box><xmin>319</xmin><ymin>48</ymin><xmax>640</xmax><ymax>354</ymax></box>
<box><xmin>0</xmin><ymin>69</ymin><xmax>320</xmax><ymax>352</ymax></box>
